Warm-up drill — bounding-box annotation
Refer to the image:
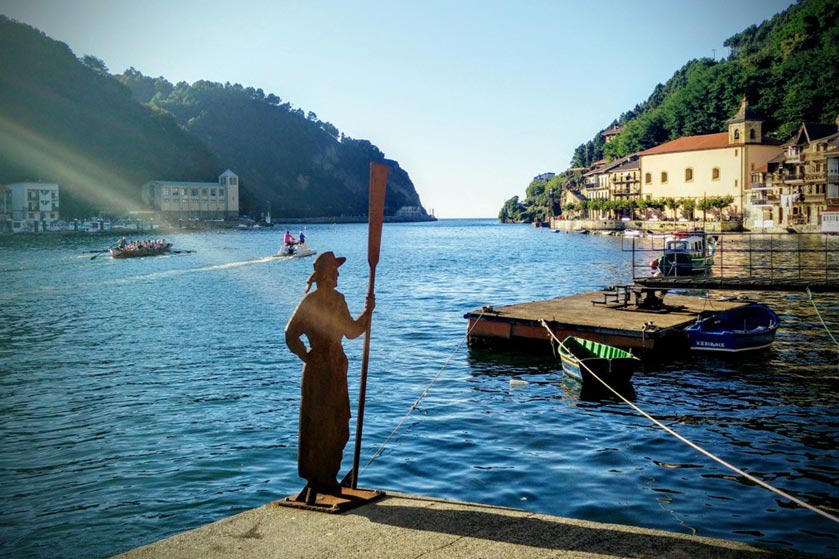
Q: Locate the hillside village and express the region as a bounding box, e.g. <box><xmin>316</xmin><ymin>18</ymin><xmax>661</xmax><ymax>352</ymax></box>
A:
<box><xmin>553</xmin><ymin>98</ymin><xmax>839</xmax><ymax>234</ymax></box>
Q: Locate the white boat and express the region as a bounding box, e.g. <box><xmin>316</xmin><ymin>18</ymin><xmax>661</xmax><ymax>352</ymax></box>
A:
<box><xmin>274</xmin><ymin>241</ymin><xmax>317</xmax><ymax>258</ymax></box>
<box><xmin>652</xmin><ymin>229</ymin><xmax>716</xmax><ymax>276</ymax></box>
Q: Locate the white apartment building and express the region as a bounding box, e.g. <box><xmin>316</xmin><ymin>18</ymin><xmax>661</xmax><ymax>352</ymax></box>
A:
<box><xmin>5</xmin><ymin>182</ymin><xmax>60</xmax><ymax>232</ymax></box>
<box><xmin>142</xmin><ymin>170</ymin><xmax>239</xmax><ymax>220</ymax></box>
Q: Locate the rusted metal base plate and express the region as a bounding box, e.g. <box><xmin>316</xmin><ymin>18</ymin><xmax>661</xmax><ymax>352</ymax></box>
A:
<box><xmin>273</xmin><ymin>487</ymin><xmax>385</xmax><ymax>514</ymax></box>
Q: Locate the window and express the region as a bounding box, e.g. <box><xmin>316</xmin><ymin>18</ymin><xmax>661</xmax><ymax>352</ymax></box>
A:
<box><xmin>734</xmin><ymin>129</ymin><xmax>740</xmax><ymax>140</ymax></box>
<box><xmin>685</xmin><ymin>168</ymin><xmax>693</xmax><ymax>182</ymax></box>
<box><xmin>661</xmin><ymin>171</ymin><xmax>668</xmax><ymax>184</ymax></box>
<box><xmin>734</xmin><ymin>149</ymin><xmax>739</xmax><ymax>157</ymax></box>
<box><xmin>749</xmin><ymin>129</ymin><xmax>755</xmax><ymax>140</ymax></box>
<box><xmin>645</xmin><ymin>173</ymin><xmax>652</xmax><ymax>184</ymax></box>
<box><xmin>712</xmin><ymin>167</ymin><xmax>720</xmax><ymax>180</ymax></box>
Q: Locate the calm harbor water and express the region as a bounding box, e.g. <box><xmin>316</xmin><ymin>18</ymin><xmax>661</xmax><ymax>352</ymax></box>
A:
<box><xmin>1</xmin><ymin>219</ymin><xmax>837</xmax><ymax>558</ymax></box>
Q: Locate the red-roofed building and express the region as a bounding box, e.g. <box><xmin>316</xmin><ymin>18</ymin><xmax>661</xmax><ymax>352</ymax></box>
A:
<box><xmin>638</xmin><ymin>97</ymin><xmax>783</xmax><ymax>223</ymax></box>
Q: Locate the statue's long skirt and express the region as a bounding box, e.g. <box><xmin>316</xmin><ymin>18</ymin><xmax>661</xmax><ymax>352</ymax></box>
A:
<box><xmin>297</xmin><ymin>345</ymin><xmax>350</xmax><ymax>491</ymax></box>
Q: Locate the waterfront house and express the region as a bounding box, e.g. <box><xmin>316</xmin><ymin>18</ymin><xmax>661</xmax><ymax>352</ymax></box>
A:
<box><xmin>763</xmin><ymin>120</ymin><xmax>839</xmax><ymax>231</ymax></box>
<box><xmin>607</xmin><ymin>155</ymin><xmax>641</xmax><ymax>211</ymax></box>
<box><xmin>141</xmin><ymin>170</ymin><xmax>239</xmax><ymax>221</ymax></box>
<box><xmin>4</xmin><ymin>182</ymin><xmax>60</xmax><ymax>233</ymax></box>
<box><xmin>638</xmin><ymin>97</ymin><xmax>783</xmax><ymax>222</ymax></box>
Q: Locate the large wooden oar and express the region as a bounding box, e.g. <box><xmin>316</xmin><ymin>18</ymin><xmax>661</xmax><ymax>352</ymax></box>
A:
<box><xmin>346</xmin><ymin>162</ymin><xmax>387</xmax><ymax>490</ymax></box>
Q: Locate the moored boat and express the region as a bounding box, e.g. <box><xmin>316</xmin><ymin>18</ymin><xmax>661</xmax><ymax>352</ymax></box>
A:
<box><xmin>686</xmin><ymin>303</ymin><xmax>779</xmax><ymax>352</ymax></box>
<box><xmin>653</xmin><ymin>228</ymin><xmax>716</xmax><ymax>276</ymax></box>
<box><xmin>558</xmin><ymin>336</ymin><xmax>640</xmax><ymax>388</ymax></box>
<box><xmin>109</xmin><ymin>240</ymin><xmax>172</xmax><ymax>259</ymax></box>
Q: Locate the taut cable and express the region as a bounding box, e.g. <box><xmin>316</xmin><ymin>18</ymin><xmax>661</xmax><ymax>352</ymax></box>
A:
<box><xmin>540</xmin><ymin>319</ymin><xmax>839</xmax><ymax>526</ymax></box>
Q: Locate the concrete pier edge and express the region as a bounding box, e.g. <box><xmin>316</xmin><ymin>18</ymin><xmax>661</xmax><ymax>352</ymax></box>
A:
<box><xmin>113</xmin><ymin>491</ymin><xmax>819</xmax><ymax>559</ymax></box>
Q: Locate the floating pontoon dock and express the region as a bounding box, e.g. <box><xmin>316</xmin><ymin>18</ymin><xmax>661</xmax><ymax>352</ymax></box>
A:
<box><xmin>464</xmin><ymin>289</ymin><xmax>747</xmax><ymax>353</ymax></box>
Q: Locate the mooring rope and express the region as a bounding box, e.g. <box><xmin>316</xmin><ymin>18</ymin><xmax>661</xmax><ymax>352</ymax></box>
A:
<box><xmin>361</xmin><ymin>308</ymin><xmax>487</xmax><ymax>473</ymax></box>
<box><xmin>806</xmin><ymin>287</ymin><xmax>839</xmax><ymax>348</ymax></box>
<box><xmin>539</xmin><ymin>319</ymin><xmax>839</xmax><ymax>527</ymax></box>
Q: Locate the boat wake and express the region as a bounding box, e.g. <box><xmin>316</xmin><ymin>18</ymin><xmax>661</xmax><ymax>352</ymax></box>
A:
<box><xmin>7</xmin><ymin>256</ymin><xmax>284</xmax><ymax>298</ymax></box>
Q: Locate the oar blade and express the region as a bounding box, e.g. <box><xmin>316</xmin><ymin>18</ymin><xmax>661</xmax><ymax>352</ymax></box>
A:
<box><xmin>368</xmin><ymin>162</ymin><xmax>388</xmax><ymax>268</ymax></box>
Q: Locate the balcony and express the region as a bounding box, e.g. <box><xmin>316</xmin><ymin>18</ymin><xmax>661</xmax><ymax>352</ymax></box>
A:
<box><xmin>828</xmin><ymin>171</ymin><xmax>839</xmax><ymax>184</ymax></box>
<box><xmin>611</xmin><ymin>187</ymin><xmax>640</xmax><ymax>197</ymax></box>
<box><xmin>750</xmin><ymin>194</ymin><xmax>779</xmax><ymax>206</ymax></box>
<box><xmin>805</xmin><ymin>172</ymin><xmax>826</xmax><ymax>183</ymax></box>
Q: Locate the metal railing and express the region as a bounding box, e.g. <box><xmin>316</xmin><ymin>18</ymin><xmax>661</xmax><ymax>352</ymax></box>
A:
<box><xmin>624</xmin><ymin>232</ymin><xmax>839</xmax><ymax>291</ymax></box>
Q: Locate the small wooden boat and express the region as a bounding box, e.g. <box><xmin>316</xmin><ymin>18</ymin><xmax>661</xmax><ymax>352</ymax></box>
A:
<box><xmin>558</xmin><ymin>336</ymin><xmax>640</xmax><ymax>388</ymax></box>
<box><xmin>686</xmin><ymin>303</ymin><xmax>779</xmax><ymax>352</ymax></box>
<box><xmin>109</xmin><ymin>242</ymin><xmax>172</xmax><ymax>259</ymax></box>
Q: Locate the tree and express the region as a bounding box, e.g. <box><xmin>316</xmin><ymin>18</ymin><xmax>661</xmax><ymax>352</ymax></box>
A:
<box><xmin>80</xmin><ymin>54</ymin><xmax>109</xmax><ymax>75</ymax></box>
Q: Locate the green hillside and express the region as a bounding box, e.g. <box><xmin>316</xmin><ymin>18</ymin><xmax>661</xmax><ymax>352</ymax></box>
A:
<box><xmin>503</xmin><ymin>0</ymin><xmax>839</xmax><ymax>222</ymax></box>
<box><xmin>0</xmin><ymin>16</ymin><xmax>432</xmax><ymax>220</ymax></box>
<box><xmin>117</xmin><ymin>72</ymin><xmax>429</xmax><ymax>218</ymax></box>
<box><xmin>0</xmin><ymin>16</ymin><xmax>221</xmax><ymax>217</ymax></box>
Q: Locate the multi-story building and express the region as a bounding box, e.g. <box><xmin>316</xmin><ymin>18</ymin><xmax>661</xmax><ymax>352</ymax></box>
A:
<box><xmin>142</xmin><ymin>170</ymin><xmax>239</xmax><ymax>221</ymax></box>
<box><xmin>5</xmin><ymin>182</ymin><xmax>60</xmax><ymax>232</ymax></box>
<box><xmin>580</xmin><ymin>156</ymin><xmax>639</xmax><ymax>219</ymax></box>
<box><xmin>764</xmin><ymin>120</ymin><xmax>839</xmax><ymax>230</ymax></box>
<box><xmin>638</xmin><ymin>98</ymin><xmax>783</xmax><ymax>221</ymax></box>
<box><xmin>607</xmin><ymin>155</ymin><xmax>641</xmax><ymax>204</ymax></box>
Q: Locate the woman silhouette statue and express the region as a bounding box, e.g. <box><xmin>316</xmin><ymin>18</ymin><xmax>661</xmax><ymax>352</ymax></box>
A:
<box><xmin>285</xmin><ymin>251</ymin><xmax>374</xmax><ymax>499</ymax></box>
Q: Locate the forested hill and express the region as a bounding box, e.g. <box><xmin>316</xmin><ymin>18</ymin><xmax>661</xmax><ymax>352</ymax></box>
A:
<box><xmin>0</xmin><ymin>16</ymin><xmax>221</xmax><ymax>217</ymax></box>
<box><xmin>572</xmin><ymin>0</ymin><xmax>838</xmax><ymax>167</ymax></box>
<box><xmin>500</xmin><ymin>0</ymin><xmax>839</xmax><ymax>222</ymax></box>
<box><xmin>0</xmin><ymin>16</ymin><xmax>432</xmax><ymax>220</ymax></box>
<box><xmin>117</xmin><ymin>71</ymin><xmax>428</xmax><ymax>219</ymax></box>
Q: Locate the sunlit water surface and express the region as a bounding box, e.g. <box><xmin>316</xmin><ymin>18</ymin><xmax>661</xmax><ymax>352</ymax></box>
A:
<box><xmin>0</xmin><ymin>220</ymin><xmax>837</xmax><ymax>558</ymax></box>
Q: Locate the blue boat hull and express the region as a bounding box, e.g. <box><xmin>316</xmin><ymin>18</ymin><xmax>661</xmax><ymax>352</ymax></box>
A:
<box><xmin>686</xmin><ymin>304</ymin><xmax>779</xmax><ymax>352</ymax></box>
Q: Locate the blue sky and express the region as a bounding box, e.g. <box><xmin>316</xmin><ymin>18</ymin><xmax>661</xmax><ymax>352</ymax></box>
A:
<box><xmin>2</xmin><ymin>0</ymin><xmax>794</xmax><ymax>217</ymax></box>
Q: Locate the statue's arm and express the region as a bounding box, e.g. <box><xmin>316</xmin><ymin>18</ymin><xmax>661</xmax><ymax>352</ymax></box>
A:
<box><xmin>285</xmin><ymin>309</ymin><xmax>309</xmax><ymax>363</ymax></box>
<box><xmin>346</xmin><ymin>294</ymin><xmax>375</xmax><ymax>340</ymax></box>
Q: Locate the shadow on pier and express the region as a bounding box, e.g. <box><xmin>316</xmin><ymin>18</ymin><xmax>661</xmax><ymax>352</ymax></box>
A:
<box><xmin>352</xmin><ymin>495</ymin><xmax>804</xmax><ymax>559</ymax></box>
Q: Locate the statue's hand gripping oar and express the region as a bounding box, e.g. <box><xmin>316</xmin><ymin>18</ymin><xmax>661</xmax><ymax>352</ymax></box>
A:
<box><xmin>344</xmin><ymin>162</ymin><xmax>387</xmax><ymax>490</ymax></box>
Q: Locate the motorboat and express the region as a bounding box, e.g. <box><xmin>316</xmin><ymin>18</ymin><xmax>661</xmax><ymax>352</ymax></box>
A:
<box><xmin>686</xmin><ymin>303</ymin><xmax>779</xmax><ymax>352</ymax></box>
<box><xmin>274</xmin><ymin>242</ymin><xmax>317</xmax><ymax>258</ymax></box>
<box><xmin>653</xmin><ymin>229</ymin><xmax>716</xmax><ymax>276</ymax></box>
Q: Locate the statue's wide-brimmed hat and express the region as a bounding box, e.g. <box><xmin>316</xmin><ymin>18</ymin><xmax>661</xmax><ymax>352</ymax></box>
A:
<box><xmin>306</xmin><ymin>251</ymin><xmax>346</xmax><ymax>291</ymax></box>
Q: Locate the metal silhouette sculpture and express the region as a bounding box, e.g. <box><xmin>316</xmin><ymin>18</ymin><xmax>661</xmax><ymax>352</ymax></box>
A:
<box><xmin>279</xmin><ymin>163</ymin><xmax>388</xmax><ymax>512</ymax></box>
<box><xmin>285</xmin><ymin>251</ymin><xmax>373</xmax><ymax>501</ymax></box>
